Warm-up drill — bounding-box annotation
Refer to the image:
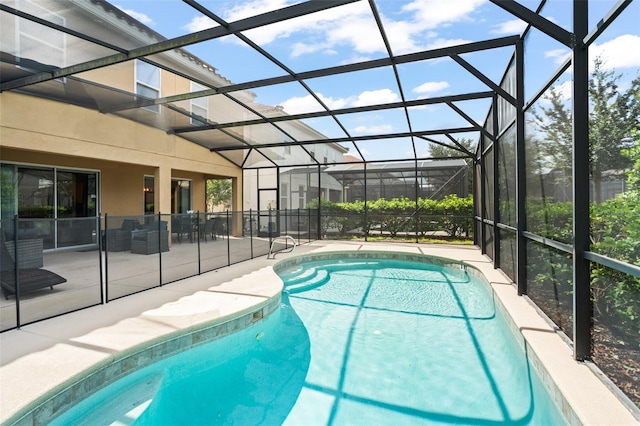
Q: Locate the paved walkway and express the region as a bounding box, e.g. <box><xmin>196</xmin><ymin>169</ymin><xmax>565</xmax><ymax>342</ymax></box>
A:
<box><xmin>1</xmin><ymin>241</ymin><xmax>636</xmax><ymax>425</ymax></box>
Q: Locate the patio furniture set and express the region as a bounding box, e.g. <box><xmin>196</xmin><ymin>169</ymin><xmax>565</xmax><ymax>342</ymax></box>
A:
<box><xmin>0</xmin><ymin>216</ymin><xmax>226</xmax><ymax>299</ymax></box>
<box><xmin>104</xmin><ymin>219</ymin><xmax>169</xmax><ymax>255</ymax></box>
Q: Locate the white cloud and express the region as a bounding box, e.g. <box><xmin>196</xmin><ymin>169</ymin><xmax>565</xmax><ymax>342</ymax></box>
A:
<box><xmin>545</xmin><ymin>48</ymin><xmax>570</xmax><ymax>65</ymax></box>
<box><xmin>382</xmin><ymin>20</ymin><xmax>423</xmax><ymax>54</ymax></box>
<box><xmin>183</xmin><ymin>15</ymin><xmax>216</xmax><ymax>32</ymax></box>
<box><xmin>325</xmin><ymin>13</ymin><xmax>385</xmax><ymax>54</ymax></box>
<box><xmin>238</xmin><ymin>1</ymin><xmax>373</xmax><ymax>47</ymax></box>
<box><xmin>223</xmin><ymin>0</ymin><xmax>294</xmax><ymax>22</ymax></box>
<box><xmin>591</xmin><ymin>34</ymin><xmax>640</xmax><ymax>70</ymax></box>
<box><xmin>115</xmin><ymin>5</ymin><xmax>153</xmax><ymax>25</ymax></box>
<box><xmin>279</xmin><ymin>88</ymin><xmax>399</xmax><ymax>114</ymax></box>
<box><xmin>491</xmin><ymin>19</ymin><xmax>527</xmax><ymax>35</ymax></box>
<box><xmin>544</xmin><ymin>34</ymin><xmax>640</xmax><ymax>71</ymax></box>
<box><xmin>214</xmin><ymin>0</ymin><xmax>484</xmax><ymax>57</ymax></box>
<box><xmin>425</xmin><ymin>38</ymin><xmax>472</xmax><ymax>50</ymax></box>
<box><xmin>353</xmin><ymin>89</ymin><xmax>400</xmax><ymax>107</ymax></box>
<box><xmin>280</xmin><ymin>93</ymin><xmax>351</xmax><ymax>115</ymax></box>
<box><xmin>401</xmin><ymin>0</ymin><xmax>486</xmax><ymax>29</ymax></box>
<box><xmin>353</xmin><ymin>124</ymin><xmax>393</xmax><ymax>134</ymax></box>
<box><xmin>413</xmin><ymin>81</ymin><xmax>450</xmax><ymax>94</ymax></box>
<box><xmin>291</xmin><ymin>42</ymin><xmax>326</xmax><ymax>58</ymax></box>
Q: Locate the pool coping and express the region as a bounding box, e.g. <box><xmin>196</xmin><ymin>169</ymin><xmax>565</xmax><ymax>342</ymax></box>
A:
<box><xmin>1</xmin><ymin>262</ymin><xmax>286</xmax><ymax>426</ymax></box>
<box><xmin>1</xmin><ymin>242</ymin><xmax>637</xmax><ymax>425</ymax></box>
<box><xmin>274</xmin><ymin>244</ymin><xmax>638</xmax><ymax>425</ymax></box>
<box><xmin>276</xmin><ymin>250</ymin><xmax>586</xmax><ymax>424</ymax></box>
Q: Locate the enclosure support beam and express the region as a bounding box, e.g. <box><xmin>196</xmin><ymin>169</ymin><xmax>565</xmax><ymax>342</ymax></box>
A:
<box><xmin>1</xmin><ymin>0</ymin><xmax>359</xmax><ymax>91</ymax></box>
<box><xmin>572</xmin><ymin>0</ymin><xmax>591</xmax><ymax>361</ymax></box>
<box><xmin>414</xmin><ymin>158</ymin><xmax>420</xmax><ymax>243</ymax></box>
<box><xmin>492</xmin><ymin>94</ymin><xmax>500</xmax><ymax>268</ymax></box>
<box><xmin>480</xmin><ymin>135</ymin><xmax>487</xmax><ymax>255</ymax></box>
<box><xmin>317</xmin><ymin>166</ymin><xmax>322</xmax><ymax>240</ymax></box>
<box><xmin>515</xmin><ymin>39</ymin><xmax>527</xmax><ymax>295</ymax></box>
<box><xmin>489</xmin><ymin>0</ymin><xmax>574</xmax><ymax>47</ymax></box>
<box><xmin>364</xmin><ymin>163</ymin><xmax>368</xmax><ymax>242</ymax></box>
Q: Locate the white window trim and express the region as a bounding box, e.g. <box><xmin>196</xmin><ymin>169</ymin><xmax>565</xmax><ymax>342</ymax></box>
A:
<box><xmin>190</xmin><ymin>82</ymin><xmax>209</xmax><ymax>126</ymax></box>
<box><xmin>135</xmin><ymin>59</ymin><xmax>161</xmax><ymax>114</ymax></box>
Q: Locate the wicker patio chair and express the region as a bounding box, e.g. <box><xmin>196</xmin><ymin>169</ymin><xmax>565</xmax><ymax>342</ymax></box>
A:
<box><xmin>105</xmin><ymin>219</ymin><xmax>141</xmax><ymax>252</ymax></box>
<box><xmin>130</xmin><ymin>228</ymin><xmax>169</xmax><ymax>255</ymax></box>
<box><xmin>0</xmin><ymin>233</ymin><xmax>66</xmax><ymax>299</ymax></box>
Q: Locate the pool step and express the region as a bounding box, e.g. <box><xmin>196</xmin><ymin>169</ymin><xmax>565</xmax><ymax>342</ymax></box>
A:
<box><xmin>282</xmin><ymin>267</ymin><xmax>319</xmax><ymax>285</ymax></box>
<box><xmin>285</xmin><ymin>269</ymin><xmax>330</xmax><ymax>294</ymax></box>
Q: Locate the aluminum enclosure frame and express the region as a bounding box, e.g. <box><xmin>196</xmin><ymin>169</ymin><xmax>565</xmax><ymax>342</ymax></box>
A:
<box><xmin>2</xmin><ymin>1</ymin><xmax>639</xmax><ymax>407</ymax></box>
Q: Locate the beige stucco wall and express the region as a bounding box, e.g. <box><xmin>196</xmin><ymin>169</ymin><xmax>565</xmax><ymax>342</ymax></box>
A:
<box><xmin>0</xmin><ymin>91</ymin><xmax>242</xmax><ymax>218</ymax></box>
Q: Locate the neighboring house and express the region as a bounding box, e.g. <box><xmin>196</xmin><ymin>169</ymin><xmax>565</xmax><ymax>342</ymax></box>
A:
<box><xmin>529</xmin><ymin>168</ymin><xmax>628</xmax><ymax>204</ymax></box>
<box><xmin>324</xmin><ymin>159</ymin><xmax>469</xmax><ymax>202</ymax></box>
<box><xmin>242</xmin><ymin>104</ymin><xmax>349</xmax><ymax>213</ymax></box>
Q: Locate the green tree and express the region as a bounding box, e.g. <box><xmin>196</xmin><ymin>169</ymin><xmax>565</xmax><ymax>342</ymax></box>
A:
<box><xmin>206</xmin><ymin>179</ymin><xmax>232</xmax><ymax>211</ymax></box>
<box><xmin>532</xmin><ymin>86</ymin><xmax>573</xmax><ymax>179</ymax></box>
<box><xmin>590</xmin><ymin>58</ymin><xmax>640</xmax><ymax>203</ymax></box>
<box><xmin>622</xmin><ymin>129</ymin><xmax>640</xmax><ymax>195</ymax></box>
<box><xmin>429</xmin><ymin>137</ymin><xmax>475</xmax><ymax>196</ymax></box>
<box><xmin>428</xmin><ymin>137</ymin><xmax>475</xmax><ymax>159</ymax></box>
<box><xmin>533</xmin><ymin>59</ymin><xmax>640</xmax><ymax>203</ymax></box>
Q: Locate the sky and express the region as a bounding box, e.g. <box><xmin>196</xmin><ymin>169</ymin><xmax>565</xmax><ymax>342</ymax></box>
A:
<box><xmin>111</xmin><ymin>0</ymin><xmax>640</xmax><ymax>162</ymax></box>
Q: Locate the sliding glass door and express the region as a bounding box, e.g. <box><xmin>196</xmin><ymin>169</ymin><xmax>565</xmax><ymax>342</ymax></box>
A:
<box><xmin>0</xmin><ymin>163</ymin><xmax>98</xmax><ymax>249</ymax></box>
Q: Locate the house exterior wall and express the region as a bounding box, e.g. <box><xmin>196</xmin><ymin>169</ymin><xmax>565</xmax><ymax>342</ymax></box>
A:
<box><xmin>1</xmin><ymin>0</ymin><xmax>339</xmax><ymax>241</ymax></box>
<box><xmin>0</xmin><ymin>91</ymin><xmax>242</xmax><ymax>217</ymax></box>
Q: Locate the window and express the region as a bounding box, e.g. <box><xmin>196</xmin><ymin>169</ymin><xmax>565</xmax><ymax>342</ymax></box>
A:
<box><xmin>136</xmin><ymin>60</ymin><xmax>160</xmax><ymax>113</ymax></box>
<box><xmin>17</xmin><ymin>1</ymin><xmax>66</xmax><ymax>78</ymax></box>
<box><xmin>283</xmin><ymin>137</ymin><xmax>292</xmax><ymax>155</ymax></box>
<box><xmin>57</xmin><ymin>170</ymin><xmax>97</xmax><ymax>218</ymax></box>
<box><xmin>144</xmin><ymin>176</ymin><xmax>154</xmax><ymax>214</ymax></box>
<box><xmin>280</xmin><ymin>183</ymin><xmax>288</xmax><ymax>209</ymax></box>
<box><xmin>298</xmin><ymin>185</ymin><xmax>305</xmax><ymax>208</ymax></box>
<box><xmin>190</xmin><ymin>82</ymin><xmax>208</xmax><ymax>126</ymax></box>
<box><xmin>1</xmin><ymin>163</ymin><xmax>98</xmax><ymax>249</ymax></box>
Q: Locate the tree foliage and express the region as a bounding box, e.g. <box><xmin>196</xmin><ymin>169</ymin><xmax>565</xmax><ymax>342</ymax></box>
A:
<box><xmin>589</xmin><ymin>58</ymin><xmax>640</xmax><ymax>202</ymax></box>
<box><xmin>532</xmin><ymin>58</ymin><xmax>640</xmax><ymax>203</ymax></box>
<box><xmin>622</xmin><ymin>129</ymin><xmax>640</xmax><ymax>196</ymax></box>
<box><xmin>206</xmin><ymin>179</ymin><xmax>232</xmax><ymax>211</ymax></box>
<box><xmin>525</xmin><ymin>129</ymin><xmax>640</xmax><ymax>337</ymax></box>
<box><xmin>428</xmin><ymin>137</ymin><xmax>475</xmax><ymax>159</ymax></box>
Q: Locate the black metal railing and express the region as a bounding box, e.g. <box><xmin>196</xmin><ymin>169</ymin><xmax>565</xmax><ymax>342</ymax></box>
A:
<box><xmin>0</xmin><ymin>208</ymin><xmax>473</xmax><ymax>331</ymax></box>
<box><xmin>0</xmin><ymin>209</ymin><xmax>320</xmax><ymax>331</ymax></box>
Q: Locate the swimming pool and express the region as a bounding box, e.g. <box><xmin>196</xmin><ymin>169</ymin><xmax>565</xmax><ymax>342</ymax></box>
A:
<box><xmin>50</xmin><ymin>252</ymin><xmax>566</xmax><ymax>425</ymax></box>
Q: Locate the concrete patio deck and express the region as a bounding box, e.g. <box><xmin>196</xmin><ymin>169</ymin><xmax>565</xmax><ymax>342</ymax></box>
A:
<box><xmin>0</xmin><ymin>241</ymin><xmax>636</xmax><ymax>425</ymax></box>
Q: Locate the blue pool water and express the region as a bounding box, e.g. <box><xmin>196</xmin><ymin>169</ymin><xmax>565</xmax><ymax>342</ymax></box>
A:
<box><xmin>52</xmin><ymin>256</ymin><xmax>566</xmax><ymax>425</ymax></box>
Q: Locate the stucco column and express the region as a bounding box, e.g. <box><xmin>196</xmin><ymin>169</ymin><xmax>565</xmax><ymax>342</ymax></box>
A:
<box><xmin>231</xmin><ymin>176</ymin><xmax>243</xmax><ymax>236</ymax></box>
<box><xmin>155</xmin><ymin>165</ymin><xmax>172</xmax><ymax>216</ymax></box>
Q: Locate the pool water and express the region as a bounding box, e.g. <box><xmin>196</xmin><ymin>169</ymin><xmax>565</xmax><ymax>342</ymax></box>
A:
<box><xmin>52</xmin><ymin>257</ymin><xmax>566</xmax><ymax>425</ymax></box>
